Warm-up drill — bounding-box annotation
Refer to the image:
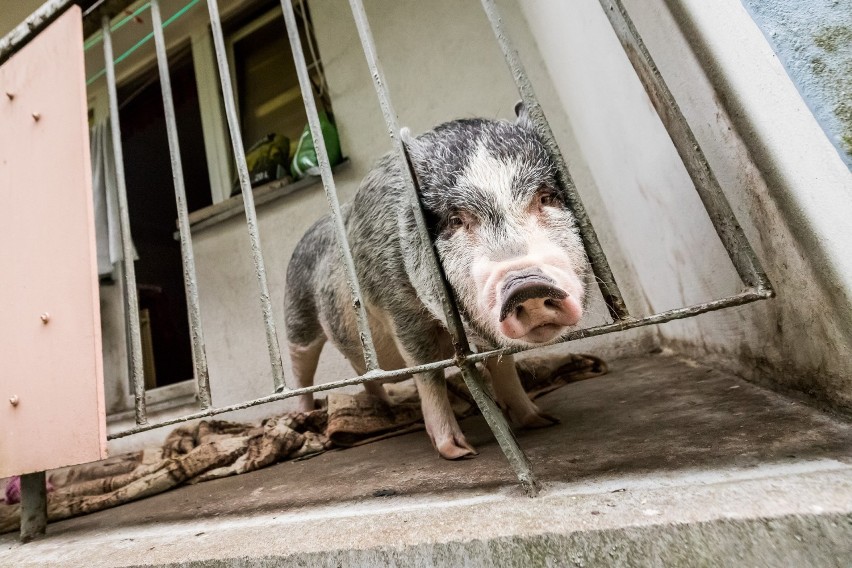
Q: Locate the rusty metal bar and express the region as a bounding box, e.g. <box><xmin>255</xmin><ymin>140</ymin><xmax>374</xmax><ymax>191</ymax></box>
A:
<box><xmin>0</xmin><ymin>0</ymin><xmax>73</xmax><ymax>67</ymax></box>
<box><xmin>458</xmin><ymin>361</ymin><xmax>539</xmax><ymax>494</ymax></box>
<box><xmin>109</xmin><ymin>288</ymin><xmax>770</xmax><ymax>440</ymax></box>
<box><xmin>205</xmin><ymin>0</ymin><xmax>288</xmax><ymax>393</ymax></box>
<box><xmin>103</xmin><ymin>16</ymin><xmax>147</xmax><ymax>425</ymax></box>
<box><xmin>479</xmin><ymin>0</ymin><xmax>631</xmax><ymax>322</ymax></box>
<box><xmin>278</xmin><ymin>0</ymin><xmax>380</xmax><ymax>373</ymax></box>
<box><xmin>151</xmin><ymin>0</ymin><xmax>212</xmax><ymax>408</ymax></box>
<box><xmin>347</xmin><ymin>0</ymin><xmax>540</xmax><ymax>496</ymax></box>
<box><xmin>597</xmin><ymin>0</ymin><xmax>773</xmax><ymax>294</ymax></box>
<box><xmin>20</xmin><ymin>471</ymin><xmax>47</xmax><ymax>542</ymax></box>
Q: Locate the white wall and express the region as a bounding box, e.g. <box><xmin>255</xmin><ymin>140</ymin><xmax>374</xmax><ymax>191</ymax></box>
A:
<box><xmin>518</xmin><ymin>0</ymin><xmax>852</xmax><ymax>409</ymax></box>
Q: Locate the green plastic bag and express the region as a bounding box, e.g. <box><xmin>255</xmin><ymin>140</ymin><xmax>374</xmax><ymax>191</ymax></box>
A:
<box><xmin>290</xmin><ymin>113</ymin><xmax>342</xmax><ymax>180</ymax></box>
<box><xmin>231</xmin><ymin>133</ymin><xmax>290</xmax><ymax>196</ymax></box>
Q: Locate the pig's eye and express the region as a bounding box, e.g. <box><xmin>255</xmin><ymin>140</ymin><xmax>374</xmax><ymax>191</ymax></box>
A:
<box><xmin>538</xmin><ymin>191</ymin><xmax>559</xmax><ymax>208</ymax></box>
<box><xmin>444</xmin><ymin>211</ymin><xmax>475</xmax><ymax>235</ymax></box>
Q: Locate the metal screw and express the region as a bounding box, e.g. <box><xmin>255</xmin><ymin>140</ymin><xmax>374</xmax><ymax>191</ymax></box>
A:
<box><xmin>32</xmin><ymin>112</ymin><xmax>41</xmax><ymax>121</ymax></box>
<box><xmin>40</xmin><ymin>313</ymin><xmax>50</xmax><ymax>324</ymax></box>
<box><xmin>9</xmin><ymin>395</ymin><xmax>19</xmax><ymax>407</ymax></box>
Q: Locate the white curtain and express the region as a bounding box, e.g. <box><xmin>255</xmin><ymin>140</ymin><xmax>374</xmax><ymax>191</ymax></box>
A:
<box><xmin>90</xmin><ymin>118</ymin><xmax>137</xmax><ymax>277</ymax></box>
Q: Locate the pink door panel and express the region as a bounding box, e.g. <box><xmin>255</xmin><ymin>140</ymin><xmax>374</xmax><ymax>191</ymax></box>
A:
<box><xmin>0</xmin><ymin>7</ymin><xmax>107</xmax><ymax>478</ymax></box>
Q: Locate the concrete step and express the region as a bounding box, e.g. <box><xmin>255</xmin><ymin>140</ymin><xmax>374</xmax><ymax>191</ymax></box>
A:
<box><xmin>2</xmin><ymin>354</ymin><xmax>851</xmax><ymax>567</ymax></box>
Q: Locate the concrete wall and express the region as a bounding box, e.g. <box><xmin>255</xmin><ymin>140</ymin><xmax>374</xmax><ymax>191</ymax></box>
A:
<box><xmin>517</xmin><ymin>0</ymin><xmax>852</xmax><ymax>410</ymax></box>
<box><xmin>741</xmin><ymin>0</ymin><xmax>852</xmax><ymax>168</ymax></box>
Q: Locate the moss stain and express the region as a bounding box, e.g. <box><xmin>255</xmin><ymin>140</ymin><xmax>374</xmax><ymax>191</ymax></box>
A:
<box><xmin>813</xmin><ymin>25</ymin><xmax>852</xmax><ymax>155</ymax></box>
<box><xmin>813</xmin><ymin>25</ymin><xmax>852</xmax><ymax>53</ymax></box>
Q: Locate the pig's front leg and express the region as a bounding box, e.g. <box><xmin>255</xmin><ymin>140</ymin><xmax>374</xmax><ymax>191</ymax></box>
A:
<box><xmin>392</xmin><ymin>321</ymin><xmax>477</xmax><ymax>460</ymax></box>
<box><xmin>415</xmin><ymin>370</ymin><xmax>478</xmax><ymax>459</ymax></box>
<box><xmin>485</xmin><ymin>354</ymin><xmax>560</xmax><ymax>428</ymax></box>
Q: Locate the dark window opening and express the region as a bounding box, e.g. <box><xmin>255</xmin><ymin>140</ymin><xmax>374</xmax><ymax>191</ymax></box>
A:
<box><xmin>118</xmin><ymin>45</ymin><xmax>211</xmax><ymax>389</ymax></box>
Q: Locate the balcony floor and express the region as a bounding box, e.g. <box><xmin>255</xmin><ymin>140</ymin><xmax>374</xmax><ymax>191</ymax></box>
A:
<box><xmin>2</xmin><ymin>353</ymin><xmax>851</xmax><ymax>567</ymax></box>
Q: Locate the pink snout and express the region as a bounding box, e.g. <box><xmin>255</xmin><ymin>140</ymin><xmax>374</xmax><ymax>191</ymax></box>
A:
<box><xmin>498</xmin><ymin>270</ymin><xmax>582</xmax><ymax>343</ymax></box>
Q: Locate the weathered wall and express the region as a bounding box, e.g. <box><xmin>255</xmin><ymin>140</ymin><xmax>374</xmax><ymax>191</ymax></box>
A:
<box><xmin>741</xmin><ymin>0</ymin><xmax>852</xmax><ymax>168</ymax></box>
<box><xmin>518</xmin><ymin>0</ymin><xmax>852</xmax><ymax>411</ymax></box>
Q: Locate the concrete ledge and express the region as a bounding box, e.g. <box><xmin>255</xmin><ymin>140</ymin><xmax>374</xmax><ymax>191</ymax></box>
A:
<box><xmin>150</xmin><ymin>513</ymin><xmax>852</xmax><ymax>568</ymax></box>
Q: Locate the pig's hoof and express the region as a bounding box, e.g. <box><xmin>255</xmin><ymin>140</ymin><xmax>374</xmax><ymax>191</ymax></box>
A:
<box><xmin>436</xmin><ymin>436</ymin><xmax>478</xmax><ymax>460</ymax></box>
<box><xmin>518</xmin><ymin>409</ymin><xmax>561</xmax><ymax>429</ymax></box>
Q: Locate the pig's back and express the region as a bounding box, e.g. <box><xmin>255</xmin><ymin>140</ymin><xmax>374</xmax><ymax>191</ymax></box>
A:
<box><xmin>347</xmin><ymin>154</ymin><xmax>421</xmax><ymax>310</ymax></box>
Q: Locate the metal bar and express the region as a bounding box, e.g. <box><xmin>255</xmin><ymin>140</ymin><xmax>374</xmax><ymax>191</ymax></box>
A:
<box><xmin>347</xmin><ymin>0</ymin><xmax>539</xmax><ymax>495</ymax></box>
<box><xmin>0</xmin><ymin>0</ymin><xmax>73</xmax><ymax>67</ymax></box>
<box><xmin>20</xmin><ymin>471</ymin><xmax>47</xmax><ymax>542</ymax></box>
<box><xmin>109</xmin><ymin>358</ymin><xmax>457</xmax><ymax>440</ymax></box>
<box><xmin>467</xmin><ymin>288</ymin><xmax>773</xmax><ymax>363</ymax></box>
<box><xmin>401</xmin><ymin>143</ymin><xmax>540</xmax><ymax>496</ymax></box>
<box><xmin>103</xmin><ymin>17</ymin><xmax>147</xmax><ymax>425</ymax></box>
<box><xmin>109</xmin><ymin>288</ymin><xmax>770</xmax><ymax>441</ymax></box>
<box><xmin>458</xmin><ymin>360</ymin><xmax>540</xmax><ymax>495</ymax></box>
<box><xmin>151</xmin><ymin>0</ymin><xmax>212</xmax><ymax>408</ymax></box>
<box><xmin>345</xmin><ymin>0</ymin><xmax>467</xmax><ymax>352</ymax></box>
<box><xmin>479</xmin><ymin>0</ymin><xmax>631</xmax><ymax>321</ymax></box>
<box><xmin>597</xmin><ymin>0</ymin><xmax>773</xmax><ymax>294</ymax></box>
<box><xmin>205</xmin><ymin>0</ymin><xmax>287</xmax><ymax>393</ymax></box>
<box><xmin>278</xmin><ymin>0</ymin><xmax>380</xmax><ymax>372</ymax></box>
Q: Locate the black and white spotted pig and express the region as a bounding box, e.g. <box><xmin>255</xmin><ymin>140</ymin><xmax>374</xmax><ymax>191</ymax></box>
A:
<box><xmin>284</xmin><ymin>104</ymin><xmax>588</xmax><ymax>460</ymax></box>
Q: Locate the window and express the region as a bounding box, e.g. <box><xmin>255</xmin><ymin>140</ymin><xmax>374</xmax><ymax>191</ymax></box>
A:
<box><xmin>88</xmin><ymin>0</ymin><xmax>339</xmax><ymax>412</ymax></box>
<box><xmin>117</xmin><ymin>45</ymin><xmax>211</xmax><ymax>389</ymax></box>
<box><xmin>224</xmin><ymin>1</ymin><xmax>334</xmax><ymax>185</ymax></box>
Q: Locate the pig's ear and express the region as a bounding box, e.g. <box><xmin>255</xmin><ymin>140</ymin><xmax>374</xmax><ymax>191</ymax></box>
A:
<box><xmin>400</xmin><ymin>126</ymin><xmax>426</xmax><ymax>167</ymax></box>
<box><xmin>514</xmin><ymin>100</ymin><xmax>533</xmax><ymax>129</ymax></box>
<box><xmin>400</xmin><ymin>127</ymin><xmax>419</xmax><ymax>153</ymax></box>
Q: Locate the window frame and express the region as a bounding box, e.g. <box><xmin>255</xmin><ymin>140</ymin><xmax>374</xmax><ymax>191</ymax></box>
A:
<box><xmin>88</xmin><ymin>0</ymin><xmax>338</xmax><ymax>418</ymax></box>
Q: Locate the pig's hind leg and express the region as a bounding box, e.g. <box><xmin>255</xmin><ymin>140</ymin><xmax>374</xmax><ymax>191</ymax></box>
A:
<box><xmin>289</xmin><ymin>337</ymin><xmax>326</xmax><ymax>412</ymax></box>
<box><xmin>485</xmin><ymin>354</ymin><xmax>560</xmax><ymax>428</ymax></box>
<box><xmin>316</xmin><ymin>297</ymin><xmax>395</xmax><ymax>405</ymax></box>
<box><xmin>284</xmin><ymin>278</ymin><xmax>327</xmax><ymax>412</ymax></box>
<box><xmin>333</xmin><ymin>340</ymin><xmax>393</xmax><ymax>407</ymax></box>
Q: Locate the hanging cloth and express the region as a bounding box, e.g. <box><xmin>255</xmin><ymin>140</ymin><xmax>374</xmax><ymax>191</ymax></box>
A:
<box><xmin>90</xmin><ymin>118</ymin><xmax>137</xmax><ymax>277</ymax></box>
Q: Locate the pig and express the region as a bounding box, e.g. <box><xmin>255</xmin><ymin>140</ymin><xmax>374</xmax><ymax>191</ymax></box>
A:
<box><xmin>284</xmin><ymin>103</ymin><xmax>588</xmax><ymax>459</ymax></box>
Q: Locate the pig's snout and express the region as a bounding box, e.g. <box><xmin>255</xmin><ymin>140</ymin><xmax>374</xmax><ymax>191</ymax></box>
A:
<box><xmin>498</xmin><ymin>269</ymin><xmax>581</xmax><ymax>343</ymax></box>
